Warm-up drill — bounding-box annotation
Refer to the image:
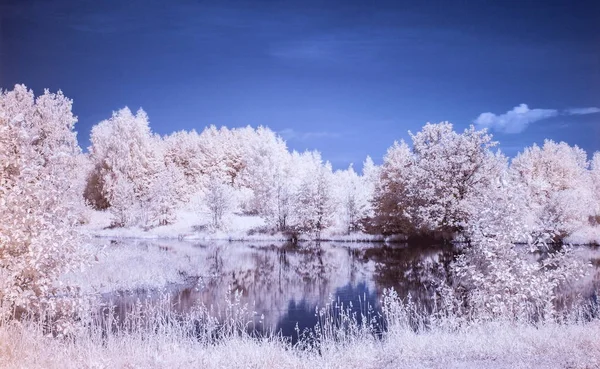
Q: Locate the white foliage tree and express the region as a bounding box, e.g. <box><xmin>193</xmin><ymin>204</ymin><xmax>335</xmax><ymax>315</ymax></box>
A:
<box><xmin>204</xmin><ymin>176</ymin><xmax>234</xmax><ymax>230</ymax></box>
<box><xmin>164</xmin><ymin>125</ymin><xmax>277</xmax><ymax>208</ymax></box>
<box><xmin>87</xmin><ymin>108</ymin><xmax>178</xmax><ymax>228</ymax></box>
<box><xmin>371</xmin><ymin>140</ymin><xmax>415</xmax><ymax>235</ymax></box>
<box><xmin>291</xmin><ymin>151</ymin><xmax>335</xmax><ymax>237</ymax></box>
<box><xmin>148</xmin><ymin>161</ymin><xmax>185</xmax><ymax>226</ymax></box>
<box><xmin>264</xmin><ymin>155</ymin><xmax>297</xmax><ymax>232</ymax></box>
<box><xmin>235</xmin><ymin>126</ymin><xmax>290</xmax><ymax>216</ymax></box>
<box><xmin>361</xmin><ymin>156</ymin><xmax>379</xmax><ymax>215</ymax></box>
<box><xmin>163</xmin><ymin>129</ymin><xmax>206</xmax><ymax>199</ymax></box>
<box><xmin>332</xmin><ymin>164</ymin><xmax>373</xmax><ymax>234</ymax></box>
<box><xmin>407</xmin><ymin>122</ymin><xmax>502</xmax><ymax>234</ymax></box>
<box><xmin>452</xmin><ymin>180</ymin><xmax>590</xmax><ymax>320</ymax></box>
<box><xmin>0</xmin><ymin>85</ymin><xmax>84</xmax><ymax>317</ymax></box>
<box><xmin>511</xmin><ymin>140</ymin><xmax>594</xmax><ymax>240</ymax></box>
<box><xmin>194</xmin><ymin>125</ymin><xmax>245</xmax><ymax>188</ymax></box>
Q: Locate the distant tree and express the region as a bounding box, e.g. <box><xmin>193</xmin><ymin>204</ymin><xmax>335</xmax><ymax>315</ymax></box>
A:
<box><xmin>361</xmin><ymin>156</ymin><xmax>379</xmax><ymax>201</ymax></box>
<box><xmin>204</xmin><ymin>176</ymin><xmax>234</xmax><ymax>229</ymax></box>
<box><xmin>511</xmin><ymin>140</ymin><xmax>594</xmax><ymax>240</ymax></box>
<box><xmin>292</xmin><ymin>151</ymin><xmax>335</xmax><ymax>238</ymax></box>
<box><xmin>235</xmin><ymin>126</ymin><xmax>290</xmax><ymax>216</ymax></box>
<box><xmin>87</xmin><ymin>108</ymin><xmax>177</xmax><ymax>228</ymax></box>
<box><xmin>148</xmin><ymin>161</ymin><xmax>186</xmax><ymax>226</ymax></box>
<box><xmin>407</xmin><ymin>122</ymin><xmax>502</xmax><ymax>234</ymax></box>
<box><xmin>332</xmin><ymin>164</ymin><xmax>372</xmax><ymax>234</ymax></box>
<box><xmin>163</xmin><ymin>129</ymin><xmax>205</xmax><ymax>199</ymax></box>
<box><xmin>194</xmin><ymin>125</ymin><xmax>245</xmax><ymax>188</ymax></box>
<box><xmin>371</xmin><ymin>140</ymin><xmax>415</xmax><ymax>235</ymax></box>
<box><xmin>266</xmin><ymin>159</ymin><xmax>296</xmax><ymax>232</ymax></box>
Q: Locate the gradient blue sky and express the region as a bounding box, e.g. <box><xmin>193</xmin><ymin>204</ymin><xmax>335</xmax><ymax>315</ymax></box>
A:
<box><xmin>1</xmin><ymin>0</ymin><xmax>599</xmax><ymax>169</ymax></box>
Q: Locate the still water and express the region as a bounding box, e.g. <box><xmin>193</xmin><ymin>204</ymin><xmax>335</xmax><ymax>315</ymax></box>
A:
<box><xmin>102</xmin><ymin>240</ymin><xmax>599</xmax><ymax>340</ymax></box>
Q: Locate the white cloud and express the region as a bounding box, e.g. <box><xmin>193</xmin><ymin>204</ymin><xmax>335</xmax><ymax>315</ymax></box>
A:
<box><xmin>474</xmin><ymin>104</ymin><xmax>600</xmax><ymax>134</ymax></box>
<box><xmin>564</xmin><ymin>107</ymin><xmax>600</xmax><ymax>115</ymax></box>
<box><xmin>474</xmin><ymin>104</ymin><xmax>557</xmax><ymax>134</ymax></box>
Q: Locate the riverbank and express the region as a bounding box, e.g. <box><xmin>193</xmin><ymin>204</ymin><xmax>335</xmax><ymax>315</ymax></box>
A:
<box><xmin>79</xmin><ymin>209</ymin><xmax>390</xmax><ymax>243</ymax></box>
<box><xmin>80</xmin><ymin>209</ymin><xmax>600</xmax><ymax>245</ymax></box>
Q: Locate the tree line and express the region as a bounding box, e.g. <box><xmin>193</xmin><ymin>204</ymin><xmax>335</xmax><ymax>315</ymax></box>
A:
<box><xmin>83</xmin><ymin>102</ymin><xmax>600</xmax><ymax>243</ymax></box>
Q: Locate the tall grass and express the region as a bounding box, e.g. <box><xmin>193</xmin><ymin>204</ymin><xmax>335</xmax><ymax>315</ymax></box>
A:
<box><xmin>1</xmin><ymin>285</ymin><xmax>598</xmax><ymax>368</ymax></box>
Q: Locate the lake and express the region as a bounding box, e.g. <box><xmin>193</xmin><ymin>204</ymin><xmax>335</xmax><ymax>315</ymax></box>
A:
<box><xmin>99</xmin><ymin>240</ymin><xmax>600</xmax><ymax>341</ymax></box>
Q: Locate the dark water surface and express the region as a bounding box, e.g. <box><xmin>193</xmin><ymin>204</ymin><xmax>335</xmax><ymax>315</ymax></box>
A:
<box><xmin>102</xmin><ymin>240</ymin><xmax>599</xmax><ymax>340</ymax></box>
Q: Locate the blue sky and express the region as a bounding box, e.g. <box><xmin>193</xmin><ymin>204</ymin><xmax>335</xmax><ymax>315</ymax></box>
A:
<box><xmin>1</xmin><ymin>0</ymin><xmax>599</xmax><ymax>169</ymax></box>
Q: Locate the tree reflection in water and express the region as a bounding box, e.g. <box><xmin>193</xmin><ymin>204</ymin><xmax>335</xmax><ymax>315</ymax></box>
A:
<box><xmin>103</xmin><ymin>241</ymin><xmax>456</xmax><ymax>336</ymax></box>
<box><xmin>103</xmin><ymin>241</ymin><xmax>597</xmax><ymax>339</ymax></box>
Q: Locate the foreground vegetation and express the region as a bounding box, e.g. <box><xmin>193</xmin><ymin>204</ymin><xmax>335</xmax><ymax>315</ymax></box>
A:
<box><xmin>2</xmin><ymin>323</ymin><xmax>598</xmax><ymax>368</ymax></box>
<box><xmin>1</xmin><ymin>290</ymin><xmax>599</xmax><ymax>369</ymax></box>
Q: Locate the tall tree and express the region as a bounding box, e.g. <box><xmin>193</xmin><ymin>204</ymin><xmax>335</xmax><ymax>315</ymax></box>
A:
<box><xmin>87</xmin><ymin>108</ymin><xmax>177</xmax><ymax>227</ymax></box>
<box><xmin>408</xmin><ymin>122</ymin><xmax>502</xmax><ymax>234</ymax></box>
<box><xmin>371</xmin><ymin>140</ymin><xmax>415</xmax><ymax>235</ymax></box>
<box><xmin>292</xmin><ymin>151</ymin><xmax>335</xmax><ymax>238</ymax></box>
<box><xmin>0</xmin><ymin>85</ymin><xmax>84</xmax><ymax>316</ymax></box>
<box><xmin>332</xmin><ymin>164</ymin><xmax>372</xmax><ymax>234</ymax></box>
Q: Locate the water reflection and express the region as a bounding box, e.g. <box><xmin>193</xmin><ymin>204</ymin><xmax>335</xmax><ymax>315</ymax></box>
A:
<box><xmin>101</xmin><ymin>240</ymin><xmax>598</xmax><ymax>339</ymax></box>
<box><xmin>275</xmin><ymin>281</ymin><xmax>381</xmax><ymax>340</ymax></box>
<box><xmin>363</xmin><ymin>245</ymin><xmax>455</xmax><ymax>308</ymax></box>
<box><xmin>101</xmin><ymin>241</ymin><xmax>453</xmax><ymax>336</ymax></box>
